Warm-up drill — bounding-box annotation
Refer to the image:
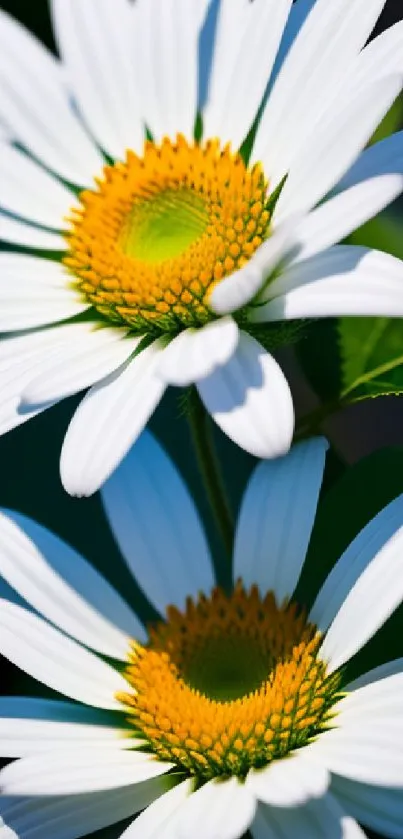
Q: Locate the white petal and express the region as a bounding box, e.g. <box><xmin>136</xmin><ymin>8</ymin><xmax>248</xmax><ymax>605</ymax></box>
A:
<box><xmin>0</xmin><ymin>143</ymin><xmax>75</xmax><ymax>229</ymax></box>
<box><xmin>0</xmin><ymin>716</ymin><xmax>134</xmax><ymax>758</ymax></box>
<box><xmin>252</xmin><ymin>246</ymin><xmax>403</xmax><ymax>322</ymax></box>
<box><xmin>1</xmin><ymin>780</ymin><xmax>166</xmax><ymax>839</ymax></box>
<box><xmin>246</xmin><ymin>752</ymin><xmax>329</xmax><ymax>807</ymax></box>
<box><xmin>210</xmin><ymin>217</ymin><xmax>301</xmax><ymax>316</ymax></box>
<box><xmin>0</xmin><ymin>299</ymin><xmax>87</xmax><ymax>334</ymax></box>
<box><xmin>349</xmin><ymin>20</ymin><xmax>403</xmax><ymax>97</ymax></box>
<box><xmin>346</xmin><ymin>658</ymin><xmax>403</xmax><ymax>692</ymax></box>
<box><xmin>120</xmin><ymin>780</ymin><xmax>193</xmax><ymax>839</ymax></box>
<box><xmin>0</xmin><ymin>385</ymin><xmax>51</xmax><ymax>438</ymax></box>
<box><xmin>332</xmin><ymin>776</ymin><xmax>403</xmax><ymax>839</ymax></box>
<box><xmin>335</xmin><ymin>673</ymin><xmax>403</xmax><ymax>723</ymax></box>
<box><xmin>310</xmin><ymin>493</ymin><xmax>403</xmax><ymax>631</ymax></box>
<box><xmin>0</xmin><ymin>697</ymin><xmax>134</xmax><ymax>757</ymax></box>
<box><xmin>275</xmin><ymin>75</ymin><xmax>403</xmax><ymax>222</ymax></box>
<box><xmin>22</xmin><ymin>329</ymin><xmax>140</xmax><ymax>406</ymax></box>
<box><xmin>0</xmin><ymin>252</ymin><xmax>70</xmax><ymax>282</ymax></box>
<box><xmin>251</xmin><ymin>793</ymin><xmax>366</xmax><ymax>839</ymax></box>
<box><xmin>50</xmin><ymin>0</ymin><xmax>143</xmax><ymax>159</ymax></box>
<box><xmin>133</xmin><ymin>0</ymin><xmax>209</xmax><ymax>142</ymax></box>
<box><xmin>0</xmin><ymin>322</ymin><xmax>100</xmax><ymax>435</ymax></box>
<box><xmin>0</xmin><ymin>390</ymin><xmax>53</xmax><ymax>438</ymax></box>
<box><xmin>176</xmin><ymin>777</ymin><xmax>256</xmax><ymax>839</ymax></box>
<box><xmin>201</xmin><ymin>0</ymin><xmax>246</xmax><ymax>112</ymax></box>
<box><xmin>234</xmin><ymin>437</ymin><xmax>327</xmax><ymax>599</ymax></box>
<box><xmin>203</xmin><ymin>0</ymin><xmax>292</xmax><ymax>149</ymax></box>
<box><xmin>0</xmin><ymin>321</ymin><xmax>98</xmax><ymax>371</ymax></box>
<box><xmin>0</xmin><ymin>255</ymin><xmax>88</xmax><ymax>331</ymax></box>
<box><xmin>252</xmin><ymin>0</ymin><xmax>388</xmax><ymax>187</ymax></box>
<box><xmin>258</xmin><ymin>243</ymin><xmax>403</xmax><ymax>303</ymax></box>
<box><xmin>0</xmin><ymin>509</ymin><xmax>145</xmax><ymax>658</ymax></box>
<box><xmin>101</xmin><ymin>430</ymin><xmax>215</xmax><ymax>616</ymax></box>
<box><xmin>319</xmin><ymin>521</ymin><xmax>403</xmax><ymax>673</ymax></box>
<box><xmin>336</xmin><ymin>130</ymin><xmax>403</xmax><ymax>195</ymax></box>
<box><xmin>292</xmin><ymin>173</ymin><xmax>403</xmax><ymax>263</ymax></box>
<box><xmin>197</xmin><ymin>331</ymin><xmax>294</xmax><ymax>459</ymax></box>
<box><xmin>0</xmin><ymin>215</ymin><xmax>66</xmax><ymax>251</ymax></box>
<box><xmin>307</xmin><ymin>723</ymin><xmax>403</xmax><ymax>788</ymax></box>
<box><xmin>0</xmin><ymin>599</ymin><xmax>128</xmax><ymax>709</ymax></box>
<box><xmin>0</xmin><ymin>751</ymin><xmax>173</xmax><ymax>796</ymax></box>
<box><xmin>0</xmin><ymin>821</ymin><xmax>16</xmax><ymax>839</ymax></box>
<box><xmin>0</xmin><ymin>10</ymin><xmax>103</xmax><ymax>185</ymax></box>
<box><xmin>157</xmin><ymin>318</ymin><xmax>239</xmax><ymax>386</ymax></box>
<box><xmin>266</xmin><ymin>0</ymin><xmax>317</xmax><ymax>96</ymax></box>
<box><xmin>60</xmin><ymin>339</ymin><xmax>167</xmax><ymax>497</ymax></box>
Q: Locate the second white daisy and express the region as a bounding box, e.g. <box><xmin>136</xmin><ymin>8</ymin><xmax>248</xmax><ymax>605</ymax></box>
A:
<box><xmin>0</xmin><ymin>434</ymin><xmax>402</xmax><ymax>838</ymax></box>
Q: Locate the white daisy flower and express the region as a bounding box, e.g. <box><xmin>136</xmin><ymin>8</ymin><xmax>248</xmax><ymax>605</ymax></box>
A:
<box><xmin>0</xmin><ymin>434</ymin><xmax>402</xmax><ymax>839</ymax></box>
<box><xmin>1</xmin><ymin>0</ymin><xmax>403</xmax><ymax>497</ymax></box>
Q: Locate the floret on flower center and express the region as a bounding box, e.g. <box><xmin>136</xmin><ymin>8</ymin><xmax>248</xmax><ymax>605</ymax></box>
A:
<box><xmin>118</xmin><ymin>585</ymin><xmax>342</xmax><ymax>780</ymax></box>
<box><xmin>65</xmin><ymin>135</ymin><xmax>271</xmax><ymax>332</ymax></box>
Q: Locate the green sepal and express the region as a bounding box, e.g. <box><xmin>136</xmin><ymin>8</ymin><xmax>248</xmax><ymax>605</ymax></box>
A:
<box><xmin>265</xmin><ymin>174</ymin><xmax>288</xmax><ymax>217</ymax></box>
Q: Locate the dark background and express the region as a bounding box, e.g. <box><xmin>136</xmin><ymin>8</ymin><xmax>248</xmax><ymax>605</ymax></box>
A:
<box><xmin>0</xmin><ymin>2</ymin><xmax>402</xmax><ymax>838</ymax></box>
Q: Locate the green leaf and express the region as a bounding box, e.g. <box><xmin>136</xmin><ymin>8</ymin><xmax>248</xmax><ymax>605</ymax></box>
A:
<box><xmin>245</xmin><ymin>318</ymin><xmax>309</xmax><ymax>353</ymax></box>
<box><xmin>339</xmin><ymin>215</ymin><xmax>403</xmax><ymax>401</ymax></box>
<box><xmin>295</xmin><ymin>447</ymin><xmax>403</xmax><ymax>682</ymax></box>
<box><xmin>339</xmin><ymin>317</ymin><xmax>403</xmax><ymax>401</ymax></box>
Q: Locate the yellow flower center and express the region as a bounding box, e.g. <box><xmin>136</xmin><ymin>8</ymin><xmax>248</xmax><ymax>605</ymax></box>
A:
<box><xmin>118</xmin><ymin>585</ymin><xmax>341</xmax><ymax>779</ymax></box>
<box><xmin>65</xmin><ymin>136</ymin><xmax>271</xmax><ymax>332</ymax></box>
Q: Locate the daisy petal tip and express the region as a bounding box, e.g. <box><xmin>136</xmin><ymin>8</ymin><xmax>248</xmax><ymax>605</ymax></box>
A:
<box><xmin>209</xmin><ymin>265</ymin><xmax>263</xmax><ymax>316</ymax></box>
<box><xmin>264</xmin><ymin>392</ymin><xmax>295</xmax><ymax>461</ymax></box>
<box><xmin>246</xmin><ymin>756</ymin><xmax>330</xmax><ymax>808</ymax></box>
<box><xmin>60</xmin><ymin>479</ymin><xmax>88</xmax><ymax>500</ymax></box>
<box><xmin>18</xmin><ymin>387</ymin><xmax>48</xmax><ymax>411</ymax></box>
<box><xmin>198</xmin><ymin>332</ymin><xmax>295</xmax><ymax>462</ymax></box>
<box><xmin>59</xmin><ymin>456</ymin><xmax>95</xmax><ymax>499</ymax></box>
<box><xmin>176</xmin><ymin>777</ymin><xmax>256</xmax><ymax>839</ymax></box>
<box><xmin>156</xmin><ymin>317</ymin><xmax>239</xmax><ymax>387</ymax></box>
<box><xmin>249</xmin><ymin>419</ymin><xmax>294</xmax><ymax>462</ymax></box>
<box><xmin>0</xmin><ymin>818</ymin><xmax>17</xmax><ymax>839</ymax></box>
<box><xmin>268</xmin><ymin>426</ymin><xmax>294</xmax><ymax>461</ymax></box>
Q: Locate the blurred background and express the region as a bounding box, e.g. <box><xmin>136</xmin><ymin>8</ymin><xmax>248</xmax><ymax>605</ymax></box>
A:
<box><xmin>0</xmin><ymin>1</ymin><xmax>402</xmax><ymax>837</ymax></box>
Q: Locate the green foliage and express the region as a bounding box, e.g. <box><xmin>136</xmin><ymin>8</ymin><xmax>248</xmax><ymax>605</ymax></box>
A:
<box><xmin>246</xmin><ymin>318</ymin><xmax>309</xmax><ymax>353</ymax></box>
<box><xmin>296</xmin><ymin>446</ymin><xmax>403</xmax><ymax>682</ymax></box>
<box><xmin>339</xmin><ymin>317</ymin><xmax>403</xmax><ymax>401</ymax></box>
<box><xmin>345</xmin><ymin>208</ymin><xmax>403</xmax><ymax>402</ymax></box>
<box><xmin>297</xmin><ymin>314</ymin><xmax>403</xmax><ymax>410</ymax></box>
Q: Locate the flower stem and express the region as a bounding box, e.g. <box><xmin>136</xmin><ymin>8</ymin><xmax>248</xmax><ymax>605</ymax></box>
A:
<box><xmin>188</xmin><ymin>389</ymin><xmax>234</xmax><ymax>562</ymax></box>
